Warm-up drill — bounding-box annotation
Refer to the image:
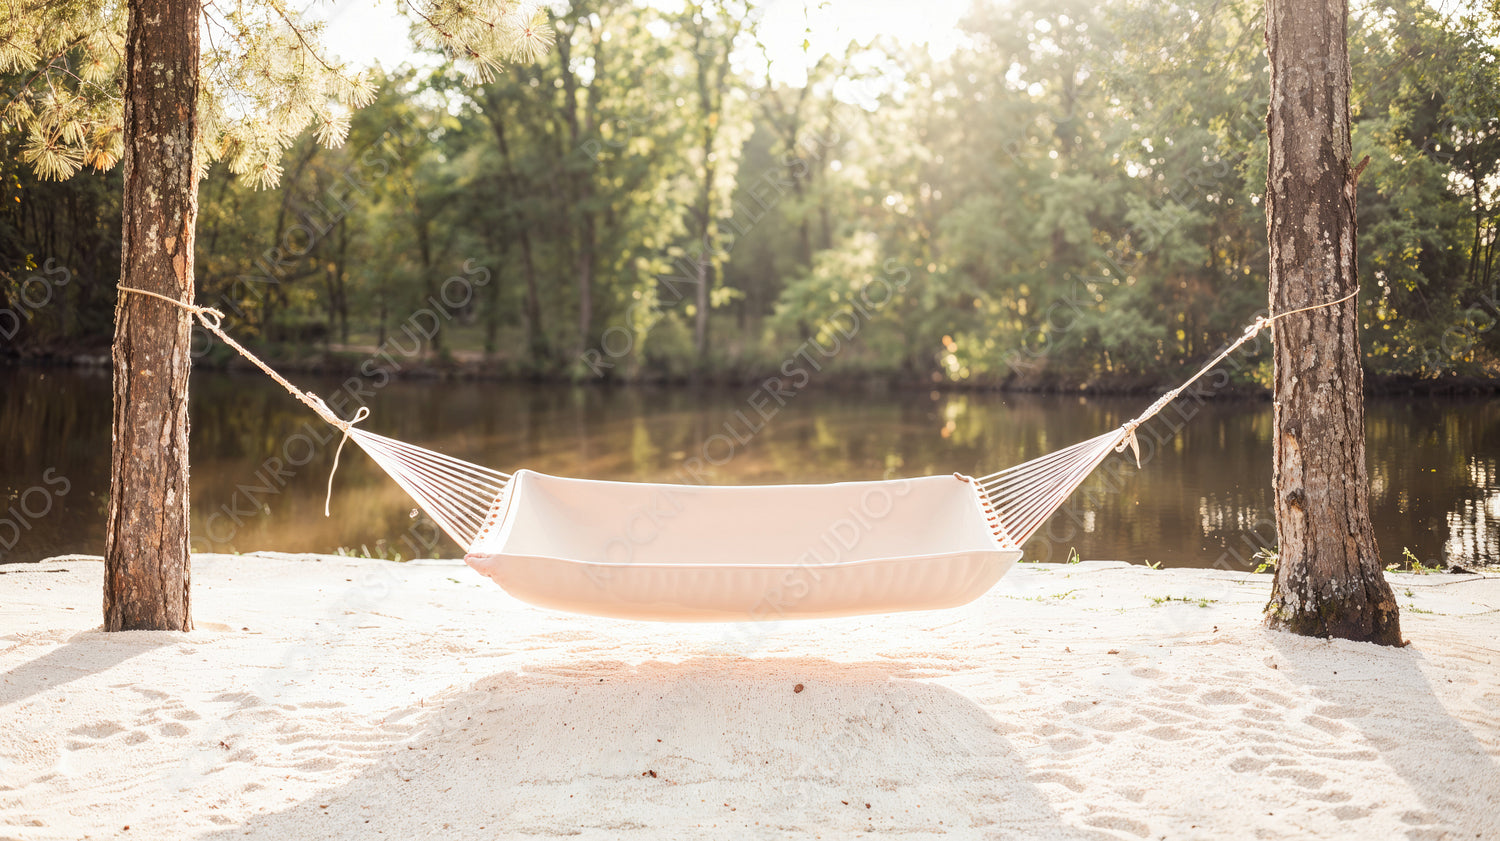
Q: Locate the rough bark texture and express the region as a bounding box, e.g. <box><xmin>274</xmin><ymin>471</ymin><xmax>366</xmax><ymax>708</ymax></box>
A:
<box><xmin>1263</xmin><ymin>0</ymin><xmax>1401</xmax><ymax>644</ymax></box>
<box><xmin>104</xmin><ymin>0</ymin><xmax>199</xmax><ymax>631</ymax></box>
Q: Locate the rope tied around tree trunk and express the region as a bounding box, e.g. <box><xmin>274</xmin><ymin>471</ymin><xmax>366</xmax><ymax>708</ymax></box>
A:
<box><xmin>1111</xmin><ymin>287</ymin><xmax>1360</xmax><ymax>467</ymax></box>
<box><xmin>116</xmin><ymin>284</ymin><xmax>371</xmax><ymax>516</ymax></box>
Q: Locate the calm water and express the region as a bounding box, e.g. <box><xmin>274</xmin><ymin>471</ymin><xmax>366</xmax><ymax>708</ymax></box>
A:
<box><xmin>2</xmin><ymin>366</ymin><xmax>1496</xmax><ymax>569</ymax></box>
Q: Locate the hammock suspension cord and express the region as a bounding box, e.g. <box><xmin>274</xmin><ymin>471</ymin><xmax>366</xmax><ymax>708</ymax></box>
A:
<box><xmin>971</xmin><ymin>287</ymin><xmax>1357</xmax><ymax>545</ymax></box>
<box><xmin>116</xmin><ymin>284</ymin><xmax>1357</xmax><ymax>553</ymax></box>
<box><xmin>115</xmin><ymin>286</ymin><xmax>510</xmax><ymax>548</ymax></box>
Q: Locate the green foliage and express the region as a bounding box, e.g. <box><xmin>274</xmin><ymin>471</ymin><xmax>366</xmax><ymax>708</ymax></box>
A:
<box><xmin>5</xmin><ymin>0</ymin><xmax>1499</xmax><ymax>384</ymax></box>
<box><xmin>1150</xmin><ymin>595</ymin><xmax>1218</xmax><ymax>608</ymax></box>
<box><xmin>1386</xmin><ymin>546</ymin><xmax>1443</xmax><ymax>574</ymax></box>
<box><xmin>0</xmin><ymin>0</ymin><xmax>546</xmax><ymax>186</ymax></box>
<box><xmin>336</xmin><ymin>540</ymin><xmax>405</xmax><ymax>562</ymax></box>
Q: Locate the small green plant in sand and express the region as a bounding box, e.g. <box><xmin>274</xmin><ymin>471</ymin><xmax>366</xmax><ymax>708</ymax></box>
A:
<box><xmin>1386</xmin><ymin>547</ymin><xmax>1442</xmax><ymax>574</ymax></box>
<box><xmin>1008</xmin><ymin>589</ymin><xmax>1080</xmax><ymax>603</ymax></box>
<box><xmin>1150</xmin><ymin>595</ymin><xmax>1218</xmax><ymax>608</ymax></box>
<box><xmin>1144</xmin><ymin>559</ymin><xmax>1162</xmax><ymax>570</ymax></box>
<box><xmin>1251</xmin><ymin>546</ymin><xmax>1279</xmax><ymax>574</ymax></box>
<box><xmin>336</xmin><ymin>540</ymin><xmax>406</xmax><ymax>562</ymax></box>
<box><xmin>1066</xmin><ymin>547</ymin><xmax>1082</xmax><ymax>564</ymax></box>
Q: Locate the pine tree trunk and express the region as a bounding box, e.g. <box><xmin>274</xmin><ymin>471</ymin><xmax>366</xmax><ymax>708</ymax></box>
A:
<box><xmin>103</xmin><ymin>0</ymin><xmax>199</xmax><ymax>632</ymax></box>
<box><xmin>1262</xmin><ymin>0</ymin><xmax>1401</xmax><ymax>645</ymax></box>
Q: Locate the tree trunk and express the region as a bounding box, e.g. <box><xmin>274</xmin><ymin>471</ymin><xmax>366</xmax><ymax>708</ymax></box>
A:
<box><xmin>575</xmin><ymin>212</ymin><xmax>595</xmax><ymax>354</ymax></box>
<box><xmin>104</xmin><ymin>0</ymin><xmax>199</xmax><ymax>632</ymax></box>
<box><xmin>482</xmin><ymin>98</ymin><xmax>548</xmax><ymax>361</ymax></box>
<box><xmin>692</xmin><ymin>70</ymin><xmax>718</xmax><ymax>363</ymax></box>
<box><xmin>1262</xmin><ymin>0</ymin><xmax>1401</xmax><ymax>645</ymax></box>
<box><xmin>323</xmin><ymin>216</ymin><xmax>349</xmax><ymax>346</ymax></box>
<box><xmin>553</xmin><ymin>21</ymin><xmax>597</xmax><ymax>358</ymax></box>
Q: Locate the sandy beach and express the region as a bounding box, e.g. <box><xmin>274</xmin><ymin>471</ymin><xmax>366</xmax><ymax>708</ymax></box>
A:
<box><xmin>1</xmin><ymin>554</ymin><xmax>1497</xmax><ymax>840</ymax></box>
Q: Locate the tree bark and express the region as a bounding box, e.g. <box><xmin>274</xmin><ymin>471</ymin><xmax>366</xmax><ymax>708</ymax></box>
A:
<box><xmin>104</xmin><ymin>0</ymin><xmax>199</xmax><ymax>631</ymax></box>
<box><xmin>481</xmin><ymin>94</ymin><xmax>547</xmax><ymax>361</ymax></box>
<box><xmin>1262</xmin><ymin>0</ymin><xmax>1401</xmax><ymax>645</ymax></box>
<box><xmin>687</xmin><ymin>8</ymin><xmax>741</xmax><ymax>365</ymax></box>
<box><xmin>554</xmin><ymin>20</ymin><xmax>597</xmax><ymax>357</ymax></box>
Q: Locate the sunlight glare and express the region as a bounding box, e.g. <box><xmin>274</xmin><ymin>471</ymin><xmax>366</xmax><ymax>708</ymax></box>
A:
<box><xmin>307</xmin><ymin>0</ymin><xmax>973</xmax><ymax>85</ymax></box>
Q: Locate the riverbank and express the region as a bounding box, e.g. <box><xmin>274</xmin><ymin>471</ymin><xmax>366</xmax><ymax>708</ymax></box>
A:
<box><xmin>3</xmin><ymin>554</ymin><xmax>1497</xmax><ymax>839</ymax></box>
<box><xmin>7</xmin><ymin>347</ymin><xmax>1500</xmax><ymax>396</ymax></box>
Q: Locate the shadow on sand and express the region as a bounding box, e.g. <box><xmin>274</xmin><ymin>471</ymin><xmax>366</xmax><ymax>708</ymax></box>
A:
<box><xmin>0</xmin><ymin>629</ymin><xmax>172</xmax><ymax>709</ymax></box>
<box><xmin>204</xmin><ymin>655</ymin><xmax>1110</xmax><ymax>840</ymax></box>
<box><xmin>1270</xmin><ymin>633</ymin><xmax>1500</xmax><ymax>840</ymax></box>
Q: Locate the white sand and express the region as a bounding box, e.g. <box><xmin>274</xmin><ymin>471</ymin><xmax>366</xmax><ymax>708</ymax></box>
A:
<box><xmin>1</xmin><ymin>554</ymin><xmax>1497</xmax><ymax>840</ymax></box>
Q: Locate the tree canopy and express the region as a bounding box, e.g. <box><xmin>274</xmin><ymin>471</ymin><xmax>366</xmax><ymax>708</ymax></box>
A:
<box><xmin>4</xmin><ymin>0</ymin><xmax>1497</xmax><ymax>388</ymax></box>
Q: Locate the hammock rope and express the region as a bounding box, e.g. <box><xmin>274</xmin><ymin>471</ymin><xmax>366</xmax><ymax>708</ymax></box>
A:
<box><xmin>115</xmin><ymin>283</ymin><xmax>1357</xmax><ymax>553</ymax></box>
<box><xmin>971</xmin><ymin>287</ymin><xmax>1356</xmax><ymax>545</ymax></box>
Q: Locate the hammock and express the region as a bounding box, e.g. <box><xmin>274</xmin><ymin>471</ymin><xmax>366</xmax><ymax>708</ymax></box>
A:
<box><xmin>117</xmin><ymin>285</ymin><xmax>1351</xmax><ymax>621</ymax></box>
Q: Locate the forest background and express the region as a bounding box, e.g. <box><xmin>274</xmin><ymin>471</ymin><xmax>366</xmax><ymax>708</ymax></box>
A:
<box><xmin>3</xmin><ymin>0</ymin><xmax>1498</xmax><ymax>392</ymax></box>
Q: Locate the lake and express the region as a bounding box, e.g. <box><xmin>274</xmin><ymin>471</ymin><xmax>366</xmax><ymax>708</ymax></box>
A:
<box><xmin>2</xmin><ymin>366</ymin><xmax>1495</xmax><ymax>570</ymax></box>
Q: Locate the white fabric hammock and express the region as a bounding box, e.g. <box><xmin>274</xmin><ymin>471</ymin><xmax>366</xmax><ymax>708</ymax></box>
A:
<box><xmin>465</xmin><ymin>470</ymin><xmax>1021</xmax><ymax>621</ymax></box>
<box><xmin>116</xmin><ymin>284</ymin><xmax>1353</xmax><ymax>621</ymax></box>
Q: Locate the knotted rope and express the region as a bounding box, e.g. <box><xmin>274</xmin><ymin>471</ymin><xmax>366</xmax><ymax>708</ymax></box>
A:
<box><xmin>117</xmin><ymin>285</ymin><xmax>369</xmax><ymax>516</ymax></box>
<box><xmin>973</xmin><ymin>286</ymin><xmax>1362</xmax><ymax>547</ymax></box>
<box><xmin>1111</xmin><ymin>287</ymin><xmax>1360</xmax><ymax>467</ymax></box>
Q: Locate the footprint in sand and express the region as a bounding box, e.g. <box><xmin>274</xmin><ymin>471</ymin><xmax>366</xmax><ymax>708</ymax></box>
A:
<box><xmin>1047</xmin><ymin>734</ymin><xmax>1091</xmax><ymax>752</ymax></box>
<box><xmin>1151</xmin><ymin>699</ymin><xmax>1203</xmax><ymax>718</ymax></box>
<box><xmin>1228</xmin><ymin>755</ymin><xmax>1271</xmax><ymax>773</ymax></box>
<box><xmin>1029</xmin><ymin>770</ymin><xmax>1086</xmax><ymax>792</ymax></box>
<box><xmin>1084</xmin><ymin>711</ymin><xmax>1146</xmax><ymax>733</ymax></box>
<box><xmin>116</xmin><ymin>685</ymin><xmax>168</xmax><ymax>701</ymax></box>
<box><xmin>1331</xmin><ymin>804</ymin><xmax>1369</xmax><ymax>820</ymax></box>
<box><xmin>1308</xmin><ymin>748</ymin><xmax>1377</xmax><ymax>762</ymax></box>
<box><xmin>1138</xmin><ymin>706</ymin><xmax>1193</xmax><ymax>726</ymax></box>
<box><xmin>1255</xmin><ymin>688</ymin><xmax>1295</xmax><ymax>708</ymax></box>
<box><xmin>1142</xmin><ymin>725</ymin><xmax>1191</xmax><ymax>742</ymax></box>
<box><xmin>1199</xmin><ymin>689</ymin><xmax>1247</xmax><ymax>706</ymax></box>
<box><xmin>1400</xmin><ymin>809</ymin><xmax>1441</xmax><ymax>825</ymax></box>
<box><xmin>1311</xmin><ymin>703</ymin><xmax>1360</xmax><ymax>720</ymax></box>
<box><xmin>1084</xmin><ymin>813</ymin><xmax>1152</xmax><ymax>838</ymax></box>
<box><xmin>1265</xmin><ymin>767</ymin><xmax>1327</xmax><ymax>789</ymax></box>
<box><xmin>212</xmin><ymin>691</ymin><xmax>269</xmax><ymax>710</ymax></box>
<box><xmin>1301</xmin><ymin>715</ymin><xmax>1350</xmax><ymax>737</ymax></box>
<box><xmin>1240</xmin><ymin>706</ymin><xmax>1281</xmax><ymax>722</ymax></box>
<box><xmin>159</xmin><ymin>722</ymin><xmax>190</xmax><ymax>738</ymax></box>
<box><xmin>67</xmin><ymin>721</ymin><xmax>126</xmax><ymax>741</ymax></box>
<box><xmin>1130</xmin><ymin>666</ymin><xmax>1165</xmax><ymax>680</ymax></box>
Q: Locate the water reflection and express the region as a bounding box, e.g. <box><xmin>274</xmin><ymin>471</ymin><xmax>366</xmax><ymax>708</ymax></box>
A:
<box><xmin>1</xmin><ymin>366</ymin><xmax>1495</xmax><ymax>569</ymax></box>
